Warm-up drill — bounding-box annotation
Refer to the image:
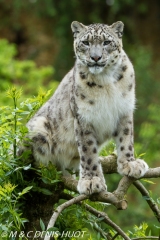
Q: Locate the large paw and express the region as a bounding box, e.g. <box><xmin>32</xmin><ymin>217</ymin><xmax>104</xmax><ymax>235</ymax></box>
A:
<box><xmin>118</xmin><ymin>159</ymin><xmax>149</xmax><ymax>178</ymax></box>
<box><xmin>77</xmin><ymin>176</ymin><xmax>107</xmax><ymax>195</ymax></box>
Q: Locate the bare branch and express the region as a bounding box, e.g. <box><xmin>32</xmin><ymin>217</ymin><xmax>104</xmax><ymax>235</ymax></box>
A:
<box><xmin>133</xmin><ymin>181</ymin><xmax>160</xmax><ymax>222</ymax></box>
<box><xmin>142</xmin><ymin>167</ymin><xmax>160</xmax><ymax>179</ymax></box>
<box><xmin>62</xmin><ymin>174</ymin><xmax>137</xmax><ymax>210</ymax></box>
<box><xmin>99</xmin><ymin>155</ymin><xmax>117</xmax><ymax>174</ymax></box>
<box><xmin>62</xmin><ymin>155</ymin><xmax>160</xmax><ymax>211</ymax></box>
<box><xmin>44</xmin><ymin>194</ymin><xmax>87</xmax><ymax>240</ymax></box>
<box><xmin>61</xmin><ymin>176</ymin><xmax>78</xmax><ymax>192</ymax></box>
<box><xmin>100</xmin><ymin>155</ymin><xmax>160</xmax><ymax>179</ymax></box>
<box><xmin>62</xmin><ymin>175</ymin><xmax>128</xmax><ymax>210</ymax></box>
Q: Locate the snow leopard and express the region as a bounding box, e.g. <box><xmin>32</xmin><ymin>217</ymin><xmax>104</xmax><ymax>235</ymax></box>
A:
<box><xmin>25</xmin><ymin>21</ymin><xmax>148</xmax><ymax>195</ymax></box>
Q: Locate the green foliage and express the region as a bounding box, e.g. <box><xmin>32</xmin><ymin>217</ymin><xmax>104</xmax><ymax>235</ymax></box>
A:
<box><xmin>0</xmin><ymin>182</ymin><xmax>30</xmax><ymax>235</ymax></box>
<box><xmin>0</xmin><ymin>39</ymin><xmax>58</xmax><ymax>105</ymax></box>
<box><xmin>128</xmin><ymin>222</ymin><xmax>151</xmax><ymax>238</ymax></box>
<box><xmin>38</xmin><ymin>162</ymin><xmax>62</xmax><ymax>185</ymax></box>
<box><xmin>0</xmin><ymin>85</ymin><xmax>59</xmax><ymax>237</ymax></box>
<box><xmin>52</xmin><ymin>197</ymin><xmax>159</xmax><ymax>239</ymax></box>
<box><xmin>135</xmin><ymin>104</ymin><xmax>160</xmax><ymax>164</ymax></box>
<box><xmin>99</xmin><ymin>141</ymin><xmax>116</xmax><ymax>157</ymax></box>
<box><xmin>53</xmin><ymin>199</ymin><xmax>108</xmax><ymax>240</ymax></box>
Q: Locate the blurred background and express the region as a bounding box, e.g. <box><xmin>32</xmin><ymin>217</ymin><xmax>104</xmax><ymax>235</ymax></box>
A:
<box><xmin>0</xmin><ymin>0</ymin><xmax>160</xmax><ymax>235</ymax></box>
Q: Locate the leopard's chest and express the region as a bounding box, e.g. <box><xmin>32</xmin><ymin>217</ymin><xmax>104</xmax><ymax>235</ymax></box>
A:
<box><xmin>76</xmin><ymin>82</ymin><xmax>134</xmax><ymax>143</ymax></box>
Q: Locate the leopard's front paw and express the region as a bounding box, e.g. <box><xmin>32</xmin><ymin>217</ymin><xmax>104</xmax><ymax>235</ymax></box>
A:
<box><xmin>77</xmin><ymin>176</ymin><xmax>107</xmax><ymax>195</ymax></box>
<box><xmin>118</xmin><ymin>158</ymin><xmax>148</xmax><ymax>178</ymax></box>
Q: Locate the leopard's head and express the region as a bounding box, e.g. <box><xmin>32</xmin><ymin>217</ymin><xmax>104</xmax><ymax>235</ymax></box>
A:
<box><xmin>71</xmin><ymin>21</ymin><xmax>124</xmax><ymax>74</ymax></box>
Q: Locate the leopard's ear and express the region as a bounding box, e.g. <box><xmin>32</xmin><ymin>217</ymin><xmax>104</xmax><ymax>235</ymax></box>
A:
<box><xmin>111</xmin><ymin>21</ymin><xmax>124</xmax><ymax>38</ymax></box>
<box><xmin>71</xmin><ymin>21</ymin><xmax>87</xmax><ymax>38</ymax></box>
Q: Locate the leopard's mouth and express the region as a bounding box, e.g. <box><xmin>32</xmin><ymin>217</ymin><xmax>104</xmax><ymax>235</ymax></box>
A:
<box><xmin>88</xmin><ymin>64</ymin><xmax>106</xmax><ymax>74</ymax></box>
<box><xmin>87</xmin><ymin>63</ymin><xmax>106</xmax><ymax>68</ymax></box>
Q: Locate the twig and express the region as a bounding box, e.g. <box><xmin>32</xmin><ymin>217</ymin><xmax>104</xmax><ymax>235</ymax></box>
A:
<box><xmin>133</xmin><ymin>181</ymin><xmax>160</xmax><ymax>222</ymax></box>
<box><xmin>44</xmin><ymin>194</ymin><xmax>87</xmax><ymax>240</ymax></box>
<box><xmin>91</xmin><ymin>221</ymin><xmax>110</xmax><ymax>239</ymax></box>
<box><xmin>84</xmin><ymin>203</ymin><xmax>131</xmax><ymax>240</ymax></box>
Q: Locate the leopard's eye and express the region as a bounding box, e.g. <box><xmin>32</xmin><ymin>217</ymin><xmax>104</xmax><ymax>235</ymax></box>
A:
<box><xmin>103</xmin><ymin>41</ymin><xmax>111</xmax><ymax>46</ymax></box>
<box><xmin>82</xmin><ymin>41</ymin><xmax>89</xmax><ymax>46</ymax></box>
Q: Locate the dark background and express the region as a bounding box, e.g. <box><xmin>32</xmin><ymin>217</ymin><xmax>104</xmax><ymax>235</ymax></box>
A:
<box><xmin>0</xmin><ymin>0</ymin><xmax>160</xmax><ymax>79</ymax></box>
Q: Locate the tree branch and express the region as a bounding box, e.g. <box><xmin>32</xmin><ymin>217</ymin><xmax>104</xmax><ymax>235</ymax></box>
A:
<box><xmin>62</xmin><ymin>175</ymin><xmax>129</xmax><ymax>210</ymax></box>
<box><xmin>45</xmin><ymin>155</ymin><xmax>160</xmax><ymax>239</ymax></box>
<box><xmin>84</xmin><ymin>203</ymin><xmax>131</xmax><ymax>240</ymax></box>
<box><xmin>100</xmin><ymin>155</ymin><xmax>160</xmax><ymax>178</ymax></box>
<box><xmin>44</xmin><ymin>194</ymin><xmax>87</xmax><ymax>240</ymax></box>
<box><xmin>62</xmin><ymin>155</ymin><xmax>160</xmax><ymax>210</ymax></box>
<box><xmin>142</xmin><ymin>167</ymin><xmax>160</xmax><ymax>179</ymax></box>
<box><xmin>57</xmin><ymin>192</ymin><xmax>131</xmax><ymax>240</ymax></box>
<box><xmin>99</xmin><ymin>155</ymin><xmax>117</xmax><ymax>174</ymax></box>
<box><xmin>133</xmin><ymin>180</ymin><xmax>160</xmax><ymax>222</ymax></box>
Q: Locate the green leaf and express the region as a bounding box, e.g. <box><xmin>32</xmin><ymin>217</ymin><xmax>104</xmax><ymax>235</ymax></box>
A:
<box><xmin>39</xmin><ymin>188</ymin><xmax>53</xmax><ymax>195</ymax></box>
<box><xmin>143</xmin><ymin>196</ymin><xmax>151</xmax><ymax>201</ymax></box>
<box><xmin>138</xmin><ymin>152</ymin><xmax>146</xmax><ymax>158</ymax></box>
<box><xmin>23</xmin><ymin>164</ymin><xmax>31</xmax><ymax>170</ymax></box>
<box><xmin>40</xmin><ymin>218</ymin><xmax>45</xmax><ymax>231</ymax></box>
<box><xmin>19</xmin><ymin>186</ymin><xmax>33</xmax><ymax>196</ymax></box>
<box><xmin>1</xmin><ymin>225</ymin><xmax>8</xmax><ymax>231</ymax></box>
<box><xmin>154</xmin><ymin>225</ymin><xmax>160</xmax><ymax>229</ymax></box>
<box><xmin>142</xmin><ymin>179</ymin><xmax>155</xmax><ymax>184</ymax></box>
<box><xmin>51</xmin><ymin>179</ymin><xmax>61</xmax><ymax>184</ymax></box>
<box><xmin>47</xmin><ymin>227</ymin><xmax>59</xmax><ymax>232</ymax></box>
<box><xmin>157</xmin><ymin>198</ymin><xmax>160</xmax><ymax>204</ymax></box>
<box><xmin>97</xmin><ymin>216</ymin><xmax>105</xmax><ymax>222</ymax></box>
<box><xmin>41</xmin><ymin>178</ymin><xmax>50</xmax><ymax>184</ymax></box>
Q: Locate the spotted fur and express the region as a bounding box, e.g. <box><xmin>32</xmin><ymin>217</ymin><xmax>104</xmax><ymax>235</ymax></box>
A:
<box><xmin>25</xmin><ymin>21</ymin><xmax>148</xmax><ymax>195</ymax></box>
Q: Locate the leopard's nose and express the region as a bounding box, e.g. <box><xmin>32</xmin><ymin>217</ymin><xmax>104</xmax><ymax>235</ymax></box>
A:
<box><xmin>90</xmin><ymin>55</ymin><xmax>102</xmax><ymax>62</ymax></box>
